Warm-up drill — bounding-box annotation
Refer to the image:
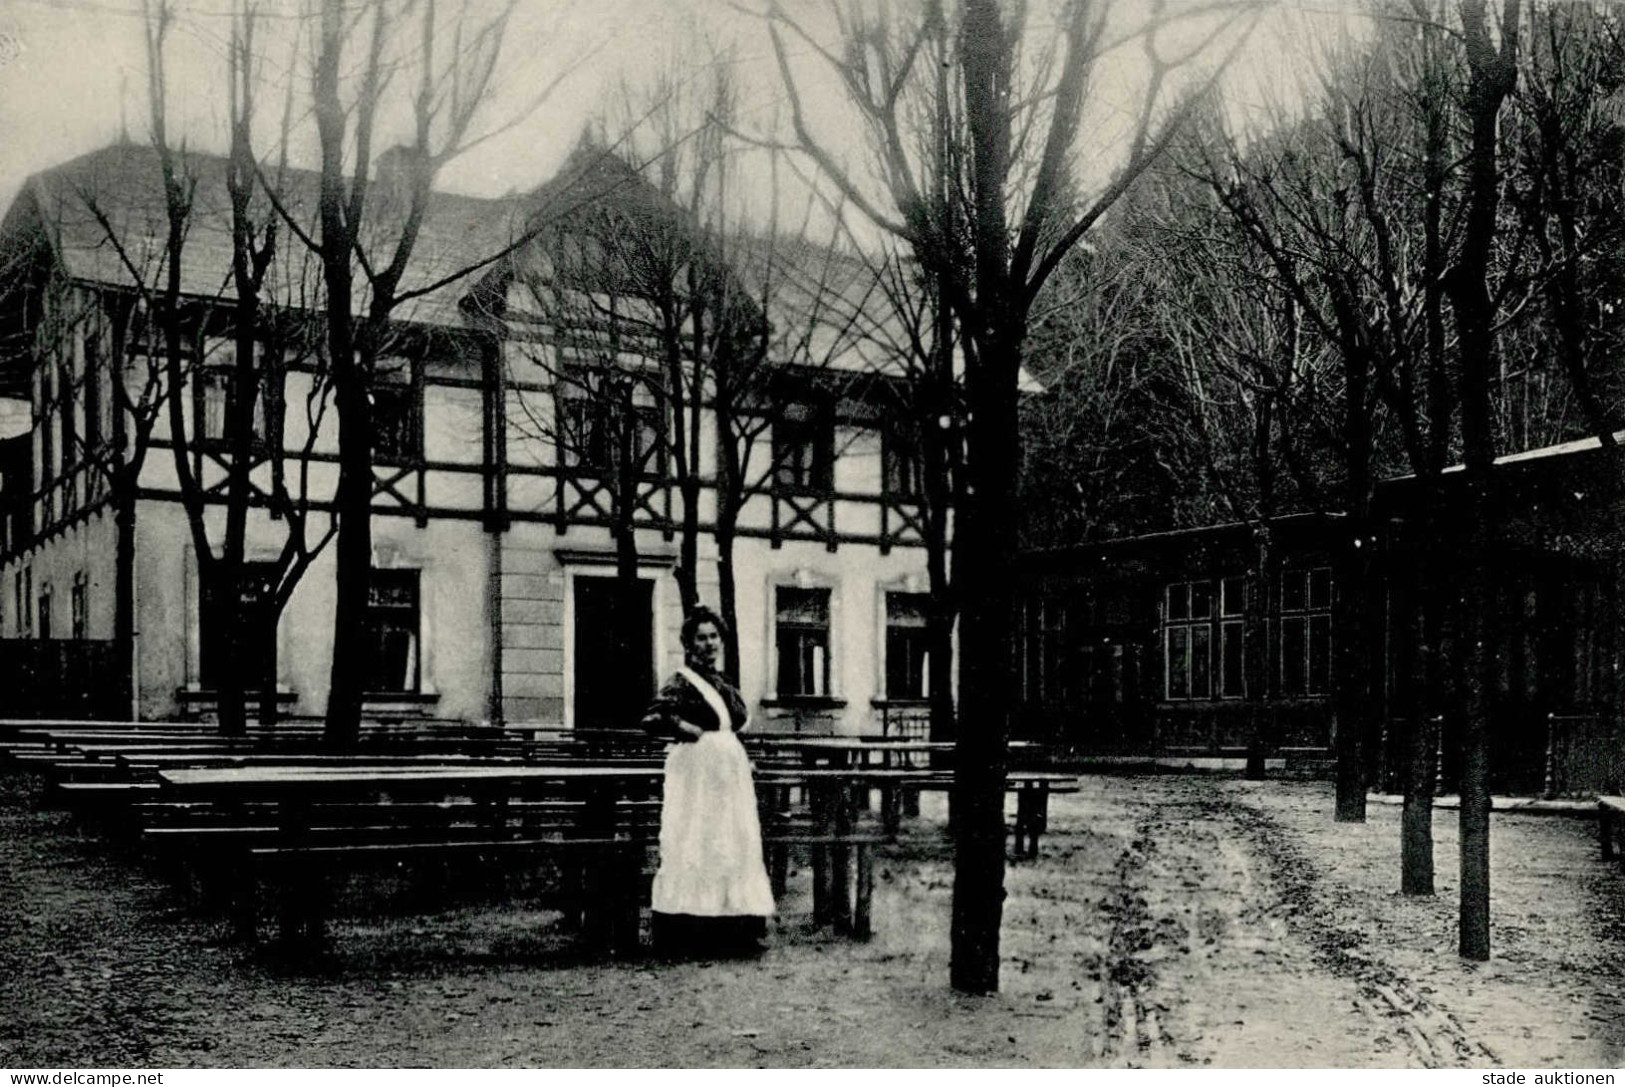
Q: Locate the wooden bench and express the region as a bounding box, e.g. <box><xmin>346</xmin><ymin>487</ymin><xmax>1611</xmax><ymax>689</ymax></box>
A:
<box><xmin>248</xmin><ymin>835</ymin><xmax>656</xmax><ymax>950</ymax></box>
<box><xmin>142</xmin><ymin>769</ymin><xmax>885</xmax><ymax>950</ymax></box>
<box><xmin>1600</xmin><ymin>796</ymin><xmax>1625</xmax><ymax>864</ymax></box>
<box><xmin>827</xmin><ymin>770</ymin><xmax>1080</xmax><ymax>858</ymax></box>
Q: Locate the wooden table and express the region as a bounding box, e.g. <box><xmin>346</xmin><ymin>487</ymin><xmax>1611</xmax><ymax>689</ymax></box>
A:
<box><xmin>158</xmin><ymin>763</ymin><xmax>668</xmax><ymax>946</ymax></box>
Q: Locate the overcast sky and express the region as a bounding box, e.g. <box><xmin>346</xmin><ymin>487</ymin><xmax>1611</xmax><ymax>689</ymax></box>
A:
<box><xmin>0</xmin><ymin>0</ymin><xmax>1366</xmax><ymax>219</ymax></box>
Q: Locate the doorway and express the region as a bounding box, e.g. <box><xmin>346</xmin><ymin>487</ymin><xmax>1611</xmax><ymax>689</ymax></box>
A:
<box><xmin>571</xmin><ymin>574</ymin><xmax>655</xmax><ymax>730</ymax></box>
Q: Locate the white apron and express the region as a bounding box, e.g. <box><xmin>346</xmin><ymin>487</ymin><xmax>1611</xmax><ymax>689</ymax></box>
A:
<box><xmin>649</xmin><ymin>668</ymin><xmax>776</xmax><ymax>918</ymax></box>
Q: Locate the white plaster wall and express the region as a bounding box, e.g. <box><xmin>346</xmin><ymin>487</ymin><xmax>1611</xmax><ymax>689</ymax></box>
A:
<box><xmin>0</xmin><ymin>510</ymin><xmax>119</xmax><ymax>641</ymax></box>
<box><xmin>131</xmin><ymin>500</ymin><xmax>494</xmax><ymax>721</ymax></box>
<box><xmin>725</xmin><ymin>535</ymin><xmax>929</xmax><ymax>735</ymax></box>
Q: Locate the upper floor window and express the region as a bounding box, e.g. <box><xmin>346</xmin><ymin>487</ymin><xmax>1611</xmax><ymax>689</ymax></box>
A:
<box><xmin>38</xmin><ymin>366</ymin><xmax>55</xmax><ymax>490</ymax></box>
<box><xmin>83</xmin><ymin>330</ymin><xmax>102</xmax><ymax>455</ymax></box>
<box><xmin>556</xmin><ymin>365</ymin><xmax>664</xmax><ymax>477</ymax></box>
<box><xmin>883</xmin><ymin>423</ymin><xmax>924</xmax><ymax>499</ymax></box>
<box><xmin>885</xmin><ymin>591</ymin><xmax>931</xmax><ymax>700</ymax></box>
<box><xmin>773</xmin><ymin>406</ymin><xmax>833</xmax><ymax>493</ymax></box>
<box><xmin>1164</xmin><ymin>576</ymin><xmax>1246</xmax><ymax>701</ymax></box>
<box><xmin>57</xmin><ymin>358</ymin><xmax>76</xmax><ymax>469</ymax></box>
<box><xmin>371</xmin><ymin>360</ymin><xmax>421</xmax><ymax>467</ymax></box>
<box><xmin>198</xmin><ymin>346</ymin><xmax>271</xmax><ymax>453</ymax></box>
<box><xmin>775</xmin><ymin>585</ymin><xmax>831</xmax><ymax>698</ymax></box>
<box><xmin>1280</xmin><ymin>567</ymin><xmax>1332</xmax><ymax>697</ymax></box>
<box><xmin>363</xmin><ymin>568</ymin><xmax>421</xmax><ymax>693</ymax></box>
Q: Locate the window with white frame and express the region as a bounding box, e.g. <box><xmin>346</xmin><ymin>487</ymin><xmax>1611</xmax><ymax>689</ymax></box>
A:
<box><xmin>371</xmin><ymin>359</ymin><xmax>421</xmax><ymax>467</ymax></box>
<box><xmin>773</xmin><ymin>405</ymin><xmax>833</xmax><ymax>493</ymax></box>
<box><xmin>885</xmin><ymin>591</ymin><xmax>931</xmax><ymax>699</ymax></box>
<box><xmin>1164</xmin><ymin>576</ymin><xmax>1247</xmax><ymax>701</ymax></box>
<box><xmin>362</xmin><ymin>568</ymin><xmax>421</xmax><ymax>693</ymax></box>
<box><xmin>882</xmin><ymin>422</ymin><xmax>924</xmax><ymax>499</ymax></box>
<box><xmin>775</xmin><ymin>586</ymin><xmax>831</xmax><ymax>697</ymax></box>
<box><xmin>198</xmin><ymin>340</ymin><xmax>270</xmax><ymax>452</ymax></box>
<box><xmin>1279</xmin><ymin>567</ymin><xmax>1332</xmax><ymax>697</ymax></box>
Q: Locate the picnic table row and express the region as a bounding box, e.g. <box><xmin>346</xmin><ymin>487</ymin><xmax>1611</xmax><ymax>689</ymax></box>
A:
<box><xmin>0</xmin><ymin>719</ymin><xmax>1076</xmax><ymax>954</ymax></box>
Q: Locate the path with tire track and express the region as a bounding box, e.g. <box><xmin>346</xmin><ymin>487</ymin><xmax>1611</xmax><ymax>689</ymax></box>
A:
<box><xmin>3</xmin><ymin>769</ymin><xmax>1621</xmax><ymax>1067</ymax></box>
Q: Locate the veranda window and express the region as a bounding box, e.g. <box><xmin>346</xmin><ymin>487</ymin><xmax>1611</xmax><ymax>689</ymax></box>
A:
<box><xmin>1279</xmin><ymin>567</ymin><xmax>1332</xmax><ymax>697</ymax></box>
<box><xmin>1165</xmin><ymin>577</ymin><xmax>1248</xmax><ymax>701</ymax></box>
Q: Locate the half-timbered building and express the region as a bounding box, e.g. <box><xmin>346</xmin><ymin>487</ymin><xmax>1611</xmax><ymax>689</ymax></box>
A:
<box><xmin>0</xmin><ymin>142</ymin><xmax>933</xmax><ymax>733</ymax></box>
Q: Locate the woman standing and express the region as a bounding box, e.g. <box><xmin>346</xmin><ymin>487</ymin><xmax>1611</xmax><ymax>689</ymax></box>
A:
<box><xmin>641</xmin><ymin>607</ymin><xmax>775</xmax><ymax>955</ymax></box>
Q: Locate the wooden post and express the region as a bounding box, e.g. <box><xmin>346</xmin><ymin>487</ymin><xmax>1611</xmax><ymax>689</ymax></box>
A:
<box><xmin>810</xmin><ymin>784</ymin><xmax>832</xmax><ymax>926</ymax></box>
<box><xmin>770</xmin><ymin>842</ymin><xmax>789</xmax><ymax>899</ymax></box>
<box><xmin>853</xmin><ymin>842</ymin><xmax>874</xmax><ymax>939</ymax></box>
<box><xmin>831</xmin><ymin>783</ymin><xmax>853</xmax><ymax>933</ymax></box>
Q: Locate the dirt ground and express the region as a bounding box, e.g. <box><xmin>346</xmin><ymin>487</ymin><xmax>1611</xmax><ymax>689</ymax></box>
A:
<box><xmin>1</xmin><ymin>768</ymin><xmax>1623</xmax><ymax>1068</ymax></box>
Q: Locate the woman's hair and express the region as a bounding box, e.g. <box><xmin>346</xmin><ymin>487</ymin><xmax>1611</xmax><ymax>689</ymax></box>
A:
<box><xmin>681</xmin><ymin>606</ymin><xmax>729</xmax><ymax>648</ymax></box>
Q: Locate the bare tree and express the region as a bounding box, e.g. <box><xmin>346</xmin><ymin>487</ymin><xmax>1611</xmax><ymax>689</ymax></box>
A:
<box><xmin>1450</xmin><ymin>0</ymin><xmax>1521</xmax><ymax>963</ymax></box>
<box><xmin>762</xmin><ymin>0</ymin><xmax>1261</xmax><ymax>992</ymax></box>
<box><xmin>282</xmin><ymin>0</ymin><xmax>535</xmax><ymax>745</ymax></box>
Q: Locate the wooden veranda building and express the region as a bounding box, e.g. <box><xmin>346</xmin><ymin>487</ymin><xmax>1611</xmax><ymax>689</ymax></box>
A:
<box><xmin>1017</xmin><ymin>432</ymin><xmax>1625</xmax><ymax>796</ymax></box>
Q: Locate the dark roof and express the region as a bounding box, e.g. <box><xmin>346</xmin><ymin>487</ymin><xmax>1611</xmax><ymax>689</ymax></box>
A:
<box><xmin>4</xmin><ymin>142</ymin><xmax>524</xmax><ymax>329</ymax></box>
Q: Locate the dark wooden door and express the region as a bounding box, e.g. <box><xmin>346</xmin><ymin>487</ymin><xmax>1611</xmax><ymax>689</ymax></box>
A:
<box><xmin>573</xmin><ymin>575</ymin><xmax>654</xmax><ymax>729</ymax></box>
<box><xmin>200</xmin><ymin>561</ymin><xmax>279</xmax><ymax>692</ymax></box>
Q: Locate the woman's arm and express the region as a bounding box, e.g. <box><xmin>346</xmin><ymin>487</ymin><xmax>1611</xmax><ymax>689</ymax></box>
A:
<box><xmin>641</xmin><ymin>675</ymin><xmax>708</xmax><ymax>741</ymax></box>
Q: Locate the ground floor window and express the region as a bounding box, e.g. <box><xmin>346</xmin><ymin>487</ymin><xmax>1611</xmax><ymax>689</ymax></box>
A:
<box><xmin>13</xmin><ymin>566</ymin><xmax>31</xmax><ymax>637</ymax></box>
<box><xmin>363</xmin><ymin>568</ymin><xmax>421</xmax><ymax>693</ymax></box>
<box><xmin>776</xmin><ymin>585</ymin><xmax>831</xmax><ymax>697</ymax></box>
<box><xmin>70</xmin><ymin>572</ymin><xmax>87</xmax><ymax>640</ymax></box>
<box><xmin>885</xmin><ymin>591</ymin><xmax>931</xmax><ymax>699</ymax></box>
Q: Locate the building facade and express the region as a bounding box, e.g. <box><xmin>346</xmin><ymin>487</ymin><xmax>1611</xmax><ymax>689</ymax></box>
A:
<box><xmin>0</xmin><ymin>143</ymin><xmax>935</xmax><ymax>733</ymax></box>
<box><xmin>1016</xmin><ymin>439</ymin><xmax>1625</xmax><ymax>795</ymax></box>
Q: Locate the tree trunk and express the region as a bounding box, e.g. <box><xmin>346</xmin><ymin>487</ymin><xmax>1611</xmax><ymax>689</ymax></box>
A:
<box><xmin>1457</xmin><ymin>478</ymin><xmax>1495</xmax><ymax>960</ymax></box>
<box><xmin>717</xmin><ymin>518</ymin><xmax>741</xmax><ymax>688</ymax></box>
<box><xmin>1449</xmin><ymin>1</ymin><xmax>1517</xmax><ymax>959</ymax></box>
<box><xmin>613</xmin><ymin>381</ymin><xmax>643</xmax><ymax>730</ymax></box>
<box><xmin>714</xmin><ymin>403</ymin><xmax>745</xmax><ymax>687</ymax></box>
<box><xmin>113</xmin><ymin>484</ymin><xmax>138</xmax><ymax>720</ymax></box>
<box><xmin>259</xmin><ymin>603</ymin><xmax>282</xmax><ymax>728</ymax></box>
<box><xmin>325</xmin><ymin>360</ymin><xmax>371</xmax><ymax>748</ymax></box>
<box><xmin>1334</xmin><ymin>520</ymin><xmax>1374</xmax><ymax>822</ymax></box>
<box><xmin>949</xmin><ymin>327</ymin><xmax>1021</xmax><ymax>995</ymax></box>
<box><xmin>1402</xmin><ymin>498</ymin><xmax>1449</xmax><ymax>896</ymax></box>
<box><xmin>1244</xmin><ymin>525</ymin><xmax>1272</xmax><ymax>780</ymax></box>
